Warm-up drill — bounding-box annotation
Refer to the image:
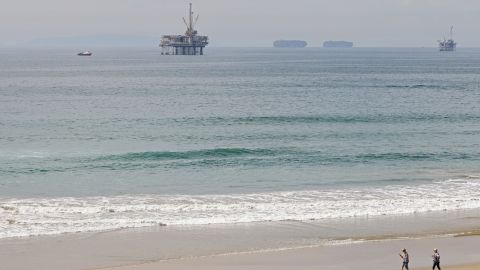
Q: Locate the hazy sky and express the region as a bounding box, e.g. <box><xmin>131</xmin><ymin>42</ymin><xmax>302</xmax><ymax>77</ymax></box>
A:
<box><xmin>1</xmin><ymin>0</ymin><xmax>479</xmax><ymax>47</ymax></box>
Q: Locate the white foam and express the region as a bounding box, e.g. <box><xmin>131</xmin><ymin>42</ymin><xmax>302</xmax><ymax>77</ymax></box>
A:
<box><xmin>1</xmin><ymin>177</ymin><xmax>480</xmax><ymax>239</ymax></box>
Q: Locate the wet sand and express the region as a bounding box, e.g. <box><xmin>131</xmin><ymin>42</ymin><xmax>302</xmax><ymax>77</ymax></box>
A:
<box><xmin>95</xmin><ymin>236</ymin><xmax>480</xmax><ymax>270</ymax></box>
<box><xmin>1</xmin><ymin>230</ymin><xmax>478</xmax><ymax>270</ymax></box>
<box><xmin>1</xmin><ymin>210</ymin><xmax>479</xmax><ymax>270</ymax></box>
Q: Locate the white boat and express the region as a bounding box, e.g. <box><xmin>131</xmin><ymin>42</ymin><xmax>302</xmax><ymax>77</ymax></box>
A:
<box><xmin>77</xmin><ymin>51</ymin><xmax>93</xmax><ymax>56</ymax></box>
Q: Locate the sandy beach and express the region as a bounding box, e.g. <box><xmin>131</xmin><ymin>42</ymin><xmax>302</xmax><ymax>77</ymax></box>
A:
<box><xmin>96</xmin><ymin>236</ymin><xmax>480</xmax><ymax>270</ymax></box>
<box><xmin>2</xmin><ymin>210</ymin><xmax>480</xmax><ymax>270</ymax></box>
<box><xmin>422</xmin><ymin>266</ymin><xmax>480</xmax><ymax>270</ymax></box>
<box><xmin>0</xmin><ymin>217</ymin><xmax>478</xmax><ymax>270</ymax></box>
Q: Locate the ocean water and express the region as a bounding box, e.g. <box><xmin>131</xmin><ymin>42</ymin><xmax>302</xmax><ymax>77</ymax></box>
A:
<box><xmin>1</xmin><ymin>47</ymin><xmax>480</xmax><ymax>238</ymax></box>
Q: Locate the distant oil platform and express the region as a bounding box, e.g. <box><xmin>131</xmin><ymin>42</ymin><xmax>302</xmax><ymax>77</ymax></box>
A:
<box><xmin>160</xmin><ymin>3</ymin><xmax>209</xmax><ymax>55</ymax></box>
<box><xmin>438</xmin><ymin>26</ymin><xmax>456</xmax><ymax>51</ymax></box>
<box><xmin>273</xmin><ymin>40</ymin><xmax>307</xmax><ymax>48</ymax></box>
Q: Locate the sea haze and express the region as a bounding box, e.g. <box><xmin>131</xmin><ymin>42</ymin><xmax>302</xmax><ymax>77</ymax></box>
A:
<box><xmin>1</xmin><ymin>47</ymin><xmax>480</xmax><ymax>238</ymax></box>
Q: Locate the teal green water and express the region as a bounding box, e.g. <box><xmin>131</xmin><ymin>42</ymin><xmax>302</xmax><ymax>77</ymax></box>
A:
<box><xmin>0</xmin><ymin>48</ymin><xmax>479</xmax><ymax>238</ymax></box>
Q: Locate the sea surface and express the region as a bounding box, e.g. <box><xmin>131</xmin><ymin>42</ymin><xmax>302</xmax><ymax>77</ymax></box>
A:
<box><xmin>1</xmin><ymin>47</ymin><xmax>480</xmax><ymax>238</ymax></box>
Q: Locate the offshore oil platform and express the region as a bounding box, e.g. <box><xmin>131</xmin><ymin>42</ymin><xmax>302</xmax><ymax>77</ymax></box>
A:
<box><xmin>160</xmin><ymin>3</ymin><xmax>209</xmax><ymax>55</ymax></box>
<box><xmin>438</xmin><ymin>26</ymin><xmax>456</xmax><ymax>51</ymax></box>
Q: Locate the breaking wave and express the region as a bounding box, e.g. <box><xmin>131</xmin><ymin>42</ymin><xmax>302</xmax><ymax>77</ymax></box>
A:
<box><xmin>1</xmin><ymin>177</ymin><xmax>480</xmax><ymax>239</ymax></box>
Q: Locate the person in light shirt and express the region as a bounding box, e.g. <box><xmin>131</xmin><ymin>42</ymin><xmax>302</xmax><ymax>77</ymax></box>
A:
<box><xmin>432</xmin><ymin>248</ymin><xmax>441</xmax><ymax>270</ymax></box>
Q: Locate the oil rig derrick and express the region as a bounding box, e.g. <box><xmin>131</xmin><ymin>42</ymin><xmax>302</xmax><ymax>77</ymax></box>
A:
<box><xmin>160</xmin><ymin>3</ymin><xmax>209</xmax><ymax>55</ymax></box>
<box><xmin>438</xmin><ymin>26</ymin><xmax>456</xmax><ymax>52</ymax></box>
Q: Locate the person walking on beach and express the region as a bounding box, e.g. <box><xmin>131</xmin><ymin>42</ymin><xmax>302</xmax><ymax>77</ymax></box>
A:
<box><xmin>399</xmin><ymin>248</ymin><xmax>410</xmax><ymax>270</ymax></box>
<box><xmin>432</xmin><ymin>248</ymin><xmax>441</xmax><ymax>270</ymax></box>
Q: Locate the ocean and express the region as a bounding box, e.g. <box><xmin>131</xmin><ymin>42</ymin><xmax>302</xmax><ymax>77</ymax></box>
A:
<box><xmin>1</xmin><ymin>47</ymin><xmax>480</xmax><ymax>239</ymax></box>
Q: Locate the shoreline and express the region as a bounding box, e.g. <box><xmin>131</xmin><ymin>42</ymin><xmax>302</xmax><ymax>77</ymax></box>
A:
<box><xmin>2</xmin><ymin>207</ymin><xmax>480</xmax><ymax>241</ymax></box>
<box><xmin>1</xmin><ymin>209</ymin><xmax>479</xmax><ymax>270</ymax></box>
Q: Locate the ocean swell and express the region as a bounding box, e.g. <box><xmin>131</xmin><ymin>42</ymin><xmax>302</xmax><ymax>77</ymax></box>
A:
<box><xmin>2</xmin><ymin>149</ymin><xmax>479</xmax><ymax>175</ymax></box>
<box><xmin>95</xmin><ymin>148</ymin><xmax>281</xmax><ymax>161</ymax></box>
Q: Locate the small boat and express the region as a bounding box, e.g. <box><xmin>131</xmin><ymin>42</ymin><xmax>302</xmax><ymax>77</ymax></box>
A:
<box><xmin>77</xmin><ymin>51</ymin><xmax>93</xmax><ymax>56</ymax></box>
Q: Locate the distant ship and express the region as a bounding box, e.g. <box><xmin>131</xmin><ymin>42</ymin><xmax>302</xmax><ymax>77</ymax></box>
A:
<box><xmin>273</xmin><ymin>40</ymin><xmax>307</xmax><ymax>48</ymax></box>
<box><xmin>438</xmin><ymin>26</ymin><xmax>456</xmax><ymax>51</ymax></box>
<box><xmin>77</xmin><ymin>51</ymin><xmax>93</xmax><ymax>56</ymax></box>
<box><xmin>323</xmin><ymin>41</ymin><xmax>353</xmax><ymax>48</ymax></box>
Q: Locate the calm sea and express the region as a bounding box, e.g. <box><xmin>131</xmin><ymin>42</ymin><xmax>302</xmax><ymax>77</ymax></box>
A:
<box><xmin>1</xmin><ymin>47</ymin><xmax>480</xmax><ymax>238</ymax></box>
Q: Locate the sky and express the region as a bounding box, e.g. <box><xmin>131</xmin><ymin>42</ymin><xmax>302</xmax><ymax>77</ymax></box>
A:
<box><xmin>0</xmin><ymin>0</ymin><xmax>479</xmax><ymax>47</ymax></box>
